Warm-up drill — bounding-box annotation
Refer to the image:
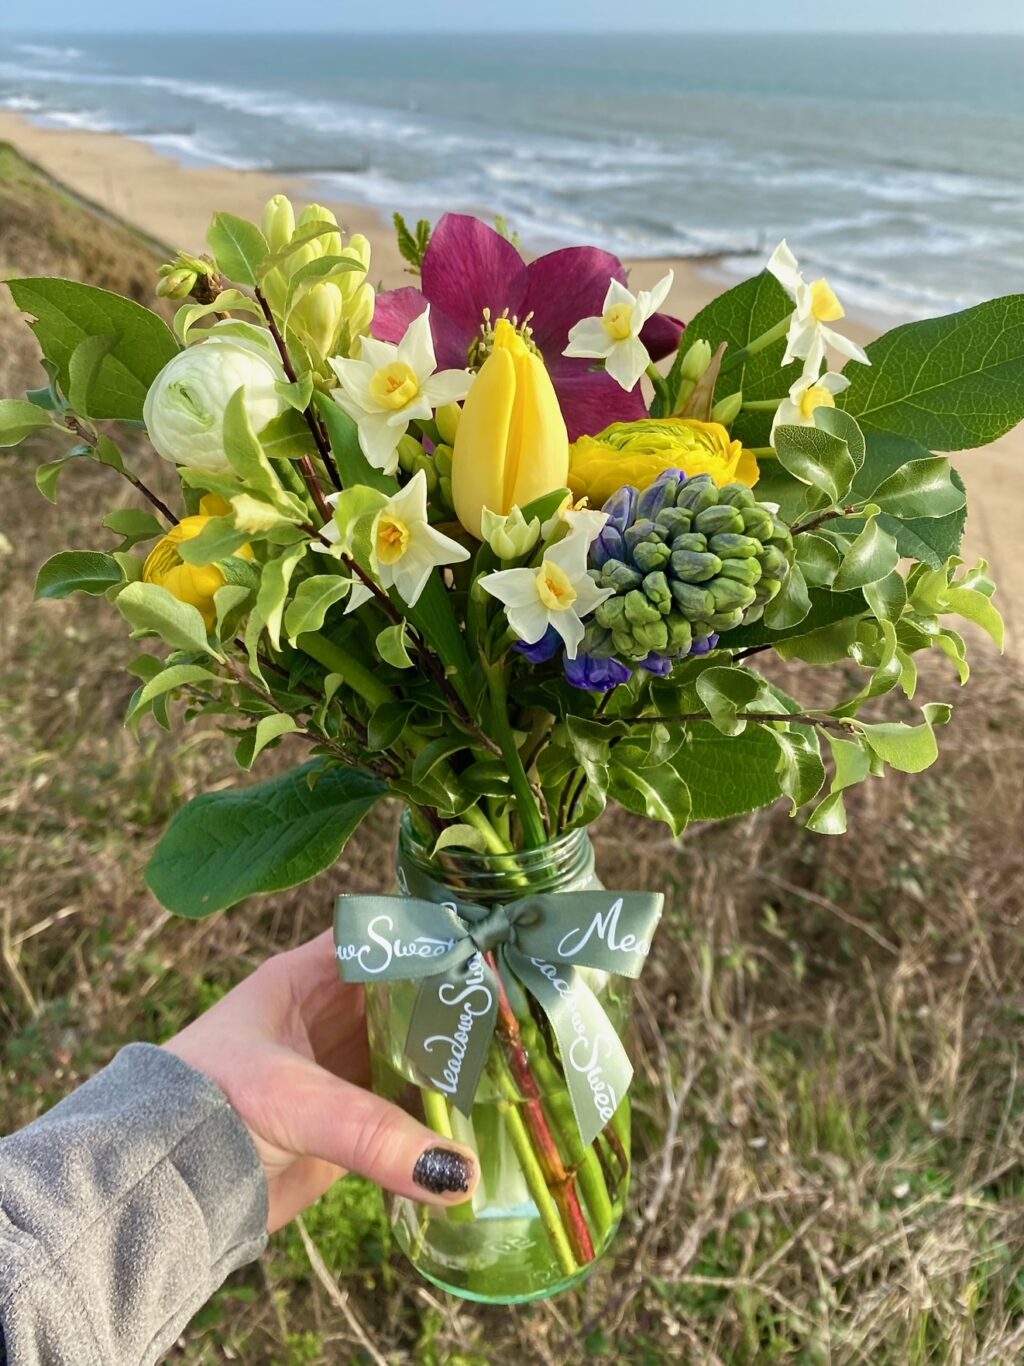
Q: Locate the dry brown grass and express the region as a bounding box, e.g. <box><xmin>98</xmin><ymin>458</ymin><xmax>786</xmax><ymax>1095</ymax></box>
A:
<box><xmin>0</xmin><ymin>146</ymin><xmax>1021</xmax><ymax>1364</ymax></box>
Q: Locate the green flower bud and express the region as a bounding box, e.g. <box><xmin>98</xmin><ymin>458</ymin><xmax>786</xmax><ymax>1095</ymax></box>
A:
<box><xmin>694</xmin><ymin>504</ymin><xmax>745</xmax><ymax>537</ymax></box>
<box><xmin>670</xmin><ymin>549</ymin><xmax>722</xmax><ymax>583</ymax></box>
<box><xmin>717</xmin><ymin>482</ymin><xmax>757</xmax><ymax>509</ymax></box>
<box><xmin>675</xmin><ymin>476</ymin><xmax>720</xmax><ymax>514</ymax></box>
<box><xmin>397</xmin><ymin>434</ymin><xmax>424</xmax><ymax>473</ymax></box>
<box><xmin>642</xmin><ymin>570</ymin><xmax>673</xmax><ymax>614</ymax></box>
<box><xmin>709</xmin><ymin>607</ymin><xmax>746</xmax><ymax>632</ymax></box>
<box><xmin>597</xmin><ymin>559</ymin><xmax>644</xmax><ymax>593</ymax></box>
<box><xmin>668</xmin><ymin>532</ymin><xmax>707</xmax><ymax>554</ymax></box>
<box><xmin>664</xmin><ymin>616</ymin><xmax>693</xmax><ymax>654</ymax></box>
<box><xmin>654</xmin><ymin>506</ymin><xmax>692</xmax><ymax>538</ymax></box>
<box><xmin>711</xmin><ymin>390</ymin><xmax>742</xmax><ymax>426</ymax></box>
<box><xmin>708</xmin><ymin>577</ymin><xmax>757</xmax><ymax>613</ymax></box>
<box><xmin>623</xmin><ymin>589</ymin><xmax>662</xmax><ymax>627</ymax></box>
<box><xmin>435</xmin><ymin>402</ymin><xmax>461</xmax><ymax>446</ymax></box>
<box><xmin>708</xmin><ymin>533</ymin><xmax>762</xmax><ymax>560</ymax></box>
<box><xmin>433</xmin><ymin>443</ymin><xmax>454</xmax><ymax>478</ymax></box>
<box><xmin>718</xmin><ymin>558</ymin><xmax>763</xmax><ymax>586</ymax></box>
<box><xmin>481</xmin><ymin>505</ymin><xmax>541</xmax><ymax>560</ymax></box>
<box><xmin>298</xmin><ymin>203</ymin><xmax>342</xmax><ymax>258</ymax></box>
<box><xmin>261</xmin><ymin>194</ymin><xmax>296</xmax><ymax>253</ymax></box>
<box><xmin>632</xmin><ymin>538</ymin><xmax>671</xmax><ymax>573</ymax></box>
<box><xmin>680</xmin><ymin>338</ymin><xmax>713</xmax><ymax>383</ymax></box>
<box><xmin>155</xmin><ymin>267</ymin><xmax>197</xmax><ymax>300</ymax></box>
<box><xmin>740</xmin><ymin>506</ymin><xmax>775</xmax><ymax>540</ymax></box>
<box><xmin>671</xmin><ymin>581</ymin><xmax>715</xmax><ymax>619</ymax></box>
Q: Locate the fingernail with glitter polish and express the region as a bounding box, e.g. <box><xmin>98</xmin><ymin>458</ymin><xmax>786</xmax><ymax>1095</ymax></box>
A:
<box><xmin>413</xmin><ymin>1146</ymin><xmax>474</xmax><ymax>1199</ymax></box>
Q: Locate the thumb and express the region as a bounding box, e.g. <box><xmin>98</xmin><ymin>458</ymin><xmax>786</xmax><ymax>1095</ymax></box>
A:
<box><xmin>288</xmin><ymin>1061</ymin><xmax>477</xmax><ymax>1206</ymax></box>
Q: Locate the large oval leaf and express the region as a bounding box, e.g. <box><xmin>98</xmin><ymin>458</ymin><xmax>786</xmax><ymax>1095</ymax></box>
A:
<box><xmin>146</xmin><ymin>760</ymin><xmax>388</xmax><ymax>917</ymax></box>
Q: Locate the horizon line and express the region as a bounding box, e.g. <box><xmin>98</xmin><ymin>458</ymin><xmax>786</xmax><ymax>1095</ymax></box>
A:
<box><xmin>2</xmin><ymin>26</ymin><xmax>1024</xmax><ymax>37</ymax></box>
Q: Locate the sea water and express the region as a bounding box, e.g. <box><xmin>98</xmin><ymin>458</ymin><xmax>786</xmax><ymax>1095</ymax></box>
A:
<box><xmin>2</xmin><ymin>32</ymin><xmax>1021</xmax><ymax>316</ymax></box>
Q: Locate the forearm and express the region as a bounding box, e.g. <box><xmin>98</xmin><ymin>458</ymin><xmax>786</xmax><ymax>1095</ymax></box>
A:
<box><xmin>0</xmin><ymin>1043</ymin><xmax>267</xmax><ymax>1366</ymax></box>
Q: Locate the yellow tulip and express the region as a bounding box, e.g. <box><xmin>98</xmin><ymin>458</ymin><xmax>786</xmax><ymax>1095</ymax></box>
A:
<box><xmin>452</xmin><ymin>318</ymin><xmax>568</xmax><ymax>540</ymax></box>
<box><xmin>143</xmin><ymin>504</ymin><xmax>252</xmax><ymax>630</ymax></box>
<box><xmin>568</xmin><ymin>417</ymin><xmax>759</xmax><ymax>507</ymax></box>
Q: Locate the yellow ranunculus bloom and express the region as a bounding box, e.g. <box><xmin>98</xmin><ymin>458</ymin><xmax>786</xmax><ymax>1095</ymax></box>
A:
<box><xmin>143</xmin><ymin>501</ymin><xmax>252</xmax><ymax>630</ymax></box>
<box><xmin>452</xmin><ymin>318</ymin><xmax>568</xmax><ymax>540</ymax></box>
<box><xmin>568</xmin><ymin>417</ymin><xmax>759</xmax><ymax>507</ymax></box>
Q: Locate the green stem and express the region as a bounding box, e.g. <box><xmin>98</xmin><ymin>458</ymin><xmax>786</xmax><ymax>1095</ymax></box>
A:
<box><xmin>485</xmin><ymin>663</ymin><xmax>547</xmax><ymax>849</ymax></box>
<box><xmin>749</xmin><ymin>446</ymin><xmax>778</xmax><ymax>459</ymax></box>
<box><xmin>521</xmin><ymin>1018</ymin><xmax>615</xmax><ymax>1236</ymax></box>
<box><xmin>296</xmin><ymin>631</ymin><xmax>393</xmax><ymax>709</ymax></box>
<box><xmin>421</xmin><ymin>1088</ymin><xmax>473</xmax><ymax>1222</ymax></box>
<box><xmin>645</xmin><ymin>362</ymin><xmax>670</xmax><ymax>408</ymax></box>
<box><xmin>275</xmin><ymin>457</ymin><xmax>314</xmax><ymax>506</ymax></box>
<box><xmin>491</xmin><ymin>1070</ymin><xmax>578</xmax><ymax>1278</ymax></box>
<box><xmin>741</xmin><ymin>398</ymin><xmax>787</xmax><ymax>411</ymax></box>
<box><xmin>719</xmin><ymin>314</ymin><xmax>793</xmax><ymax>377</ymax></box>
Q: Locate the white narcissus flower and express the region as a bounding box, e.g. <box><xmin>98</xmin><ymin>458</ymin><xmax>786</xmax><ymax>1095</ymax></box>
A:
<box><xmin>766</xmin><ymin>241</ymin><xmax>870</xmax><ymax>373</ymax></box>
<box><xmin>143</xmin><ymin>334</ymin><xmax>289</xmax><ymax>473</ymax></box>
<box><xmin>770</xmin><ymin>370</ymin><xmax>851</xmax><ymax>441</ymax></box>
<box><xmin>480</xmin><ymin>527</ymin><xmax>612</xmax><ymax>660</ymax></box>
<box><xmin>369</xmin><ymin>468</ymin><xmax>469</xmax><ymax>607</ymax></box>
<box><xmin>563</xmin><ymin>271</ymin><xmax>674</xmax><ymax>392</ymax></box>
<box><xmin>329</xmin><ymin>307</ymin><xmax>472</xmax><ymax>474</ymax></box>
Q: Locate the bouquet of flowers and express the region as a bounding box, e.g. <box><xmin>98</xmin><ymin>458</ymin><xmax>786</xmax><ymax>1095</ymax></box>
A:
<box><xmin>5</xmin><ymin>200</ymin><xmax>1018</xmax><ymax>1302</ymax></box>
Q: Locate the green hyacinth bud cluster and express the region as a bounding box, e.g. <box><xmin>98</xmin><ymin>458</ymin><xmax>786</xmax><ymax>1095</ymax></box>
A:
<box><xmin>586</xmin><ymin>471</ymin><xmax>794</xmax><ymax>660</ymax></box>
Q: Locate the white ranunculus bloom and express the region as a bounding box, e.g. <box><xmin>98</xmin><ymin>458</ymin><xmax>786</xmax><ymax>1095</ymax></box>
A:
<box><xmin>143</xmin><ymin>335</ymin><xmax>290</xmax><ymax>473</ymax></box>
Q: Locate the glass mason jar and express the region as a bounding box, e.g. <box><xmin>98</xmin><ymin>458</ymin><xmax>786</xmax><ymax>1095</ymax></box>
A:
<box><xmin>363</xmin><ymin>817</ymin><xmax>633</xmax><ymax>1304</ymax></box>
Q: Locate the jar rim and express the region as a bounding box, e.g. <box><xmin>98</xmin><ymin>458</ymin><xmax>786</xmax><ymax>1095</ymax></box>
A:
<box><xmin>397</xmin><ymin>813</ymin><xmax>595</xmax><ymax>901</ymax></box>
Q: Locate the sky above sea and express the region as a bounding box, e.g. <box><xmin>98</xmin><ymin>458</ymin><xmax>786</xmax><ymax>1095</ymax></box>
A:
<box><xmin>2</xmin><ymin>32</ymin><xmax>1023</xmax><ymax>316</ymax></box>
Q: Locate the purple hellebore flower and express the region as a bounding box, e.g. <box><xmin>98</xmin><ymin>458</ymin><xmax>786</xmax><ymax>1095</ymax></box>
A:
<box><xmin>514</xmin><ymin>626</ymin><xmax>562</xmax><ymax>664</ymax></box>
<box><xmin>564</xmin><ymin>654</ymin><xmax>633</xmax><ymax>693</ymax></box>
<box><xmin>372</xmin><ymin>214</ymin><xmax>685</xmax><ymax>441</ymax></box>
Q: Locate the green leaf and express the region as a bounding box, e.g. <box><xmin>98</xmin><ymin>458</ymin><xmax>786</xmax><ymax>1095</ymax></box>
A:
<box><xmin>115</xmin><ymin>581</ymin><xmax>221</xmax><ymax>657</ymax></box>
<box><xmin>128</xmin><ymin>663</ymin><xmax>218</xmax><ymax>717</ymax></box>
<box><xmin>775</xmin><ymin>617</ymin><xmax>861</xmax><ymax>665</ymax></box>
<box><xmin>0</xmin><ymin>397</ymin><xmax>54</xmax><ymax>445</ymax></box>
<box><xmin>284</xmin><ymin>254</ymin><xmax>365</xmax><ymax>318</ymax></box>
<box><xmin>35</xmin><ymin>453</ymin><xmax>82</xmax><ymax>502</ymax></box>
<box><xmin>858</xmin><ymin>702</ymin><xmax>951</xmax><ymax>774</ymax></box>
<box><xmin>258</xmin><ymin>408</ymin><xmax>314</xmax><ymax>459</ymax></box>
<box><xmin>34</xmin><ymin>550</ymin><xmax>123</xmax><ymax>599</ymax></box>
<box><xmin>367</xmin><ymin>700</ymin><xmax>409</xmax><ymax>751</ymax></box>
<box><xmin>275</xmin><ymin>372</ymin><xmax>315</xmax><ymax>412</ymax></box>
<box><xmin>771</xmin><ymin>728</ymin><xmax>826</xmax><ymax>813</ymax></box>
<box><xmin>863</xmin><ymin>571</ymin><xmax>907</xmax><ymax>624</ymax></box>
<box><xmin>175</xmin><ymin>515</ymin><xmax>252</xmax><ymax>564</ymax></box>
<box><xmin>432</xmin><ymin>824</ymin><xmax>489</xmax><ymax>856</ymax></box>
<box><xmin>726</xmin><ymin>585</ymin><xmax>866</xmax><ymax>652</ymax></box>
<box><xmin>254</xmin><ymin>544</ymin><xmax>306</xmax><ymax>651</ymax></box>
<box><xmin>832</xmin><ymin>518</ymin><xmax>899</xmax><ymax>591</ymax></box>
<box><xmin>284</xmin><ymin>575</ymin><xmax>352</xmax><ymax>645</ymax></box>
<box><xmin>867</xmin><ymin>457</ymin><xmax>967</xmax><ymax>520</ymax></box>
<box><xmin>773</xmin><ymin>423</ymin><xmax>857</xmax><ymax>505</ymax></box>
<box><xmin>764</xmin><ymin>561</ymin><xmax>812</xmax><ymax>630</ymax></box>
<box><xmin>206</xmin><ymin>213</ymin><xmax>268</xmax><ymax>287</ymax></box>
<box><xmin>67</xmin><ymin>332</ymin><xmax>118</xmax><ymax>416</ymax></box>
<box><xmin>7</xmin><ymin>278</ymin><xmax>179</xmax><ymax>420</ymax></box>
<box><xmin>222</xmin><ymin>387</ymin><xmax>286</xmax><ymax>502</ymax></box>
<box><xmin>376</xmin><ymin>621</ymin><xmax>415</xmax><ymax>669</ymax></box>
<box><xmin>146</xmin><ymin>761</ymin><xmax>387</xmax><ymax>916</ymax></box>
<box><xmin>236</xmin><ymin>713</ymin><xmax>300</xmax><ymax>770</ymax></box>
<box><xmin>842</xmin><ymin>295</ymin><xmax>1024</xmax><ymax>450</ymax></box>
<box><xmin>694</xmin><ymin>665</ymin><xmax>765</xmax><ymax>736</ymax></box>
<box><xmin>103</xmin><ymin>507</ymin><xmax>165</xmax><ymax>547</ymax></box>
<box><xmin>670</xmin><ymin>724</ymin><xmax>784</xmax><ymax>820</ymax></box>
<box><xmin>173</xmin><ymin>290</ymin><xmax>262</xmax><ymax>343</ymax></box>
<box><xmin>607</xmin><ymin>758</ymin><xmax>691</xmax><ymax>837</ymax></box>
<box><xmin>806</xmin><ymin>732</ymin><xmax>874</xmax><ymax>835</ymax></box>
<box><xmin>795</xmin><ymin>533</ymin><xmax>842</xmax><ymax>588</ymax></box>
<box><xmin>411</xmin><ymin>735</ymin><xmax>469</xmax><ymax>786</ymax></box>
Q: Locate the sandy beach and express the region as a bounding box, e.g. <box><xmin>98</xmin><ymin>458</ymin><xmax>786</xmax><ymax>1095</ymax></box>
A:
<box><xmin>0</xmin><ymin>110</ymin><xmax>1017</xmax><ymax>654</ymax></box>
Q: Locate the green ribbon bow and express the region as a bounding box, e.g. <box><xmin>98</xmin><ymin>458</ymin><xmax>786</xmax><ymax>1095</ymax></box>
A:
<box><xmin>334</xmin><ymin>888</ymin><xmax>663</xmax><ymax>1147</ymax></box>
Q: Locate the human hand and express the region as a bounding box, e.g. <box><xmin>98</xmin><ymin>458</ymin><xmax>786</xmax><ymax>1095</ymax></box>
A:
<box><xmin>164</xmin><ymin>929</ymin><xmax>477</xmax><ymax>1232</ymax></box>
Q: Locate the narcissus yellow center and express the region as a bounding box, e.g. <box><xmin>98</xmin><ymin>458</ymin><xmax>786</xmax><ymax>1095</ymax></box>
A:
<box><xmin>809</xmin><ymin>278</ymin><xmax>844</xmax><ymax>322</ymax></box>
<box><xmin>601</xmin><ymin>301</ymin><xmax>635</xmax><ymax>341</ymax></box>
<box><xmin>800</xmin><ymin>384</ymin><xmax>837</xmax><ymax>419</ymax></box>
<box><xmin>369</xmin><ymin>361</ymin><xmax>420</xmax><ymax>410</ymax></box>
<box><xmin>536</xmin><ymin>560</ymin><xmax>578</xmax><ymax>612</ymax></box>
<box><xmin>375</xmin><ymin>514</ymin><xmax>410</xmax><ymax>565</ymax></box>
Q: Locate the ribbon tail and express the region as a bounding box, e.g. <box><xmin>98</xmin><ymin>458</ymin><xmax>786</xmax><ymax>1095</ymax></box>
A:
<box><xmin>508</xmin><ymin>948</ymin><xmax>632</xmax><ymax>1149</ymax></box>
<box><xmin>405</xmin><ymin>952</ymin><xmax>500</xmax><ymax>1118</ymax></box>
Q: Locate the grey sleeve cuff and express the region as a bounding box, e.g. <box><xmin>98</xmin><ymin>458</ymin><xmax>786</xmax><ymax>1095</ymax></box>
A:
<box><xmin>0</xmin><ymin>1042</ymin><xmax>268</xmax><ymax>1366</ymax></box>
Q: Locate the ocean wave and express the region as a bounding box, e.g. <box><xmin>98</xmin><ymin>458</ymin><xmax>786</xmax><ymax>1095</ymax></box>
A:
<box><xmin>13</xmin><ymin>43</ymin><xmax>81</xmax><ymax>60</ymax></box>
